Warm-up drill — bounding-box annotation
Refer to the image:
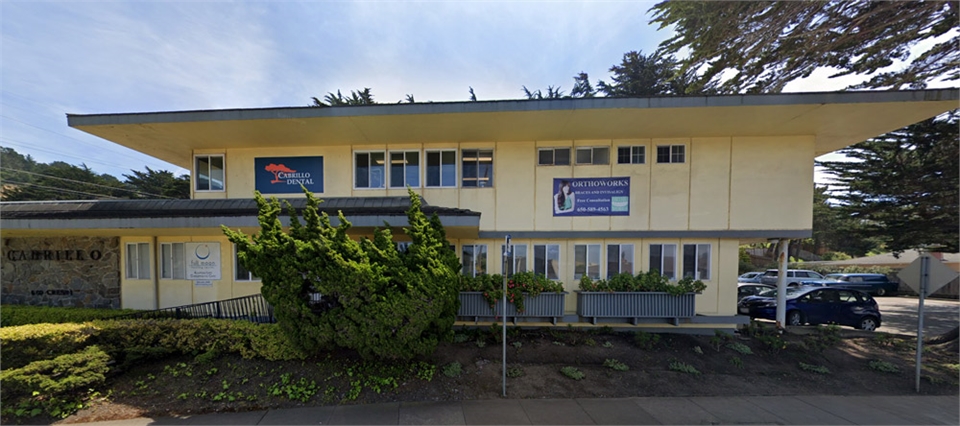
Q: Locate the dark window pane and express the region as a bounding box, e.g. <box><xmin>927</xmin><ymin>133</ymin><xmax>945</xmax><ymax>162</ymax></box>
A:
<box><xmin>649</xmin><ymin>244</ymin><xmax>662</xmax><ymax>275</ymax></box>
<box><xmin>683</xmin><ymin>244</ymin><xmax>696</xmax><ymax>278</ymax></box>
<box><xmin>196</xmin><ymin>156</ymin><xmax>210</xmax><ymax>191</ymax></box>
<box><xmin>672</xmin><ymin>145</ymin><xmax>685</xmax><ymax>163</ymax></box>
<box><xmin>607</xmin><ymin>245</ymin><xmax>620</xmax><ymax>278</ymax></box>
<box><xmin>593</xmin><ymin>147</ymin><xmax>609</xmax><ymax>165</ymax></box>
<box><xmin>656</xmin><ymin>146</ymin><xmax>670</xmax><ymax>163</ymax></box>
<box><xmin>462</xmin><ymin>245</ymin><xmax>474</xmax><ymax>276</ymax></box>
<box><xmin>576</xmin><ymin>148</ymin><xmax>592</xmax><ymax>164</ymax></box>
<box><xmin>574</xmin><ymin>245</ymin><xmax>586</xmax><ymax>279</ymax></box>
<box><xmin>534</xmin><ymin>245</ymin><xmax>546</xmax><ymax>276</ymax></box>
<box><xmin>633</xmin><ymin>146</ymin><xmax>645</xmax><ymax>164</ymax></box>
<box><xmin>426</xmin><ymin>152</ymin><xmax>440</xmax><ymax>186</ymax></box>
<box><xmin>370</xmin><ymin>152</ymin><xmax>385</xmax><ymax>188</ymax></box>
<box><xmin>617</xmin><ymin>147</ymin><xmax>631</xmax><ymax>164</ymax></box>
<box><xmin>210</xmin><ymin>156</ymin><xmax>224</xmax><ymax>190</ymax></box>
<box><xmin>390</xmin><ymin>152</ymin><xmax>405</xmax><ymax>188</ymax></box>
<box><xmin>554</xmin><ymin>148</ymin><xmax>570</xmax><ymax>165</ymax></box>
<box><xmin>539</xmin><ymin>149</ymin><xmax>554</xmax><ymax>165</ymax></box>
<box><xmin>405</xmin><ymin>152</ymin><xmax>419</xmax><ymax>187</ymax></box>
<box><xmin>355</xmin><ymin>153</ymin><xmax>369</xmax><ymax>188</ymax></box>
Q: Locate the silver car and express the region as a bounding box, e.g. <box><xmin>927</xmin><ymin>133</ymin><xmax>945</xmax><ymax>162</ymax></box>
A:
<box><xmin>759</xmin><ymin>269</ymin><xmax>825</xmax><ymax>286</ymax></box>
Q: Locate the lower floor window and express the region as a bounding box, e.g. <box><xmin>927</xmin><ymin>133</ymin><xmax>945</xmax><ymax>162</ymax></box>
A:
<box><xmin>160</xmin><ymin>243</ymin><xmax>186</xmax><ymax>280</ymax></box>
<box><xmin>533</xmin><ymin>244</ymin><xmax>560</xmax><ymax>280</ymax></box>
<box><xmin>607</xmin><ymin>244</ymin><xmax>634</xmax><ymax>277</ymax></box>
<box><xmin>462</xmin><ymin>244</ymin><xmax>487</xmax><ymax>277</ymax></box>
<box><xmin>649</xmin><ymin>244</ymin><xmax>677</xmax><ymax>280</ymax></box>
<box><xmin>235</xmin><ymin>245</ymin><xmax>259</xmax><ymax>281</ymax></box>
<box><xmin>125</xmin><ymin>243</ymin><xmax>151</xmax><ymax>279</ymax></box>
<box><xmin>502</xmin><ymin>244</ymin><xmax>527</xmax><ymax>277</ymax></box>
<box><xmin>574</xmin><ymin>244</ymin><xmax>601</xmax><ymax>280</ymax></box>
<box><xmin>683</xmin><ymin>244</ymin><xmax>711</xmax><ymax>280</ymax></box>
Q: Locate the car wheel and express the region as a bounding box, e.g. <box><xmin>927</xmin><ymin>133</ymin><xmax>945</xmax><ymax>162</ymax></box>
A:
<box><xmin>786</xmin><ymin>310</ymin><xmax>804</xmax><ymax>327</ymax></box>
<box><xmin>876</xmin><ymin>288</ymin><xmax>887</xmax><ymax>296</ymax></box>
<box><xmin>858</xmin><ymin>316</ymin><xmax>879</xmax><ymax>331</ymax></box>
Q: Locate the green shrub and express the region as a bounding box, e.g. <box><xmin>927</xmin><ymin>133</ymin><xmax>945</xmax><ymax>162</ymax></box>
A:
<box><xmin>224</xmin><ymin>188</ymin><xmax>461</xmax><ymax>360</ymax></box>
<box><xmin>1</xmin><ymin>305</ymin><xmax>138</xmax><ymax>327</ymax></box>
<box><xmin>442</xmin><ymin>362</ymin><xmax>462</xmax><ymax>378</ymax></box>
<box><xmin>603</xmin><ymin>359</ymin><xmax>629</xmax><ymax>371</ymax></box>
<box><xmin>560</xmin><ymin>366</ymin><xmax>585</xmax><ymax>380</ymax></box>
<box><xmin>668</xmin><ymin>360</ymin><xmax>700</xmax><ymax>375</ymax></box>
<box><xmin>804</xmin><ymin>325</ymin><xmax>841</xmax><ymax>352</ymax></box>
<box><xmin>460</xmin><ymin>271</ymin><xmax>564</xmax><ymax>313</ymax></box>
<box><xmin>0</xmin><ymin>345</ymin><xmax>110</xmax><ymax>401</ymax></box>
<box><xmin>634</xmin><ymin>331</ymin><xmax>661</xmax><ymax>349</ymax></box>
<box><xmin>0</xmin><ymin>323</ymin><xmax>98</xmax><ymax>369</ymax></box>
<box><xmin>799</xmin><ymin>362</ymin><xmax>830</xmax><ymax>374</ymax></box>
<box><xmin>578</xmin><ymin>270</ymin><xmax>706</xmax><ymax>295</ymax></box>
<box><xmin>726</xmin><ymin>342</ymin><xmax>753</xmax><ymax>355</ymax></box>
<box><xmin>869</xmin><ymin>360</ymin><xmax>900</xmax><ymax>373</ymax></box>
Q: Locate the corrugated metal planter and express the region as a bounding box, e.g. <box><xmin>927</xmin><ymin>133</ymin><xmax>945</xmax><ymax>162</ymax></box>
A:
<box><xmin>458</xmin><ymin>292</ymin><xmax>567</xmax><ymax>325</ymax></box>
<box><xmin>576</xmin><ymin>291</ymin><xmax>696</xmax><ymax>325</ymax></box>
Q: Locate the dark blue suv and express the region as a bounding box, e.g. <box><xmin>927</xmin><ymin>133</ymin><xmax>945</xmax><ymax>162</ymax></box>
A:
<box><xmin>824</xmin><ymin>273</ymin><xmax>899</xmax><ymax>296</ymax></box>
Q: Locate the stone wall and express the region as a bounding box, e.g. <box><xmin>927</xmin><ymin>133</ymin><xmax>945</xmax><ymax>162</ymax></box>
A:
<box><xmin>1</xmin><ymin>237</ymin><xmax>121</xmax><ymax>308</ymax></box>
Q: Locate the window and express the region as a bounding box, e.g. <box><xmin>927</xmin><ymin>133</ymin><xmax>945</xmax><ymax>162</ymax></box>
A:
<box><xmin>396</xmin><ymin>242</ymin><xmax>413</xmax><ymax>253</ymax></box>
<box><xmin>389</xmin><ymin>151</ymin><xmax>420</xmax><ymax>188</ymax></box>
<box><xmin>160</xmin><ymin>243</ymin><xmax>186</xmax><ymax>280</ymax></box>
<box><xmin>125</xmin><ymin>243</ymin><xmax>151</xmax><ymax>279</ymax></box>
<box><xmin>574</xmin><ymin>244</ymin><xmax>601</xmax><ymax>280</ymax></box>
<box><xmin>235</xmin><ymin>245</ymin><xmax>259</xmax><ymax>281</ymax></box>
<box><xmin>502</xmin><ymin>244</ymin><xmax>528</xmax><ymax>277</ymax></box>
<box><xmin>607</xmin><ymin>244</ymin><xmax>635</xmax><ymax>278</ymax></box>
<box><xmin>656</xmin><ymin>145</ymin><xmax>685</xmax><ymax>163</ymax></box>
<box><xmin>538</xmin><ymin>148</ymin><xmax>571</xmax><ymax>166</ymax></box>
<box><xmin>195</xmin><ymin>155</ymin><xmax>224</xmax><ymax>191</ymax></box>
<box><xmin>533</xmin><ymin>244</ymin><xmax>561</xmax><ymax>280</ymax></box>
<box><xmin>461</xmin><ymin>149</ymin><xmax>493</xmax><ymax>187</ymax></box>
<box><xmin>355</xmin><ymin>151</ymin><xmax>386</xmax><ymax>189</ymax></box>
<box><xmin>617</xmin><ymin>146</ymin><xmax>645</xmax><ymax>164</ymax></box>
<box><xmin>575</xmin><ymin>147</ymin><xmax>609</xmax><ymax>165</ymax></box>
<box><xmin>462</xmin><ymin>244</ymin><xmax>487</xmax><ymax>277</ymax></box>
<box><xmin>426</xmin><ymin>150</ymin><xmax>457</xmax><ymax>187</ymax></box>
<box><xmin>649</xmin><ymin>244</ymin><xmax>677</xmax><ymax>280</ymax></box>
<box><xmin>682</xmin><ymin>244</ymin><xmax>711</xmax><ymax>280</ymax></box>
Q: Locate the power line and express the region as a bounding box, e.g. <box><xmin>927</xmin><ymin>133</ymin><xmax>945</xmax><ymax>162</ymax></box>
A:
<box><xmin>0</xmin><ymin>166</ymin><xmax>173</xmax><ymax>199</ymax></box>
<box><xmin>3</xmin><ymin>180</ymin><xmax>120</xmax><ymax>199</ymax></box>
<box><xmin>0</xmin><ymin>140</ymin><xmax>183</xmax><ymax>177</ymax></box>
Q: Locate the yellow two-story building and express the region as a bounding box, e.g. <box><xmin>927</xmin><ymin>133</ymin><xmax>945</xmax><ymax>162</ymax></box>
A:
<box><xmin>1</xmin><ymin>89</ymin><xmax>956</xmax><ymax>321</ymax></box>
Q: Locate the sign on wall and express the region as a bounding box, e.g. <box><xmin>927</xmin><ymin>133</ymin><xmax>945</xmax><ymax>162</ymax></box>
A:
<box><xmin>255</xmin><ymin>156</ymin><xmax>324</xmax><ymax>194</ymax></box>
<box><xmin>552</xmin><ymin>177</ymin><xmax>630</xmax><ymax>216</ymax></box>
<box><xmin>185</xmin><ymin>242</ymin><xmax>221</xmax><ymax>280</ymax></box>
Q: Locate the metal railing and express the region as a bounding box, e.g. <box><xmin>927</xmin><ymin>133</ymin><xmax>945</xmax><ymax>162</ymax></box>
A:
<box><xmin>112</xmin><ymin>294</ymin><xmax>275</xmax><ymax>324</ymax></box>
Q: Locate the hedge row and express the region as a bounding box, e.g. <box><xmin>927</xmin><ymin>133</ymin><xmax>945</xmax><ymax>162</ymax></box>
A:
<box><xmin>0</xmin><ymin>318</ymin><xmax>306</xmax><ymax>371</ymax></box>
<box><xmin>0</xmin><ymin>305</ymin><xmax>139</xmax><ymax>327</ymax></box>
<box><xmin>0</xmin><ymin>345</ymin><xmax>111</xmax><ymax>402</ymax></box>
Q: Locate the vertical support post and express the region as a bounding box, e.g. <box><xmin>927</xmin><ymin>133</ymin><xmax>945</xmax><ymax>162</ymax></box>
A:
<box><xmin>775</xmin><ymin>239</ymin><xmax>790</xmax><ymax>330</ymax></box>
<box><xmin>502</xmin><ymin>234</ymin><xmax>511</xmax><ymax>398</ymax></box>
<box><xmin>915</xmin><ymin>254</ymin><xmax>929</xmax><ymax>393</ymax></box>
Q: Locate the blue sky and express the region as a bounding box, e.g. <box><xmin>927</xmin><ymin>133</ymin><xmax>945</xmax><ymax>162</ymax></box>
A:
<box><xmin>0</xmin><ymin>1</ymin><xmax>908</xmax><ymax>183</ymax></box>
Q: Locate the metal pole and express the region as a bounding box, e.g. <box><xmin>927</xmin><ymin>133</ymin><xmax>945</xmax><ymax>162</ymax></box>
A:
<box><xmin>775</xmin><ymin>239</ymin><xmax>790</xmax><ymax>330</ymax></box>
<box><xmin>915</xmin><ymin>254</ymin><xmax>929</xmax><ymax>393</ymax></box>
<box><xmin>502</xmin><ymin>235</ymin><xmax>510</xmax><ymax>397</ymax></box>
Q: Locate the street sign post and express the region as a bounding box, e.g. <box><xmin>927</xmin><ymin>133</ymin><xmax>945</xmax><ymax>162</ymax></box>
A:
<box><xmin>502</xmin><ymin>234</ymin><xmax>511</xmax><ymax>397</ymax></box>
<box><xmin>897</xmin><ymin>253</ymin><xmax>959</xmax><ymax>392</ymax></box>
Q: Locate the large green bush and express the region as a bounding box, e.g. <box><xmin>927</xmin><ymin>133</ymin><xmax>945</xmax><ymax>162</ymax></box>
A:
<box><xmin>223</xmin><ymin>188</ymin><xmax>461</xmax><ymax>360</ymax></box>
<box><xmin>0</xmin><ymin>345</ymin><xmax>110</xmax><ymax>401</ymax></box>
<box><xmin>578</xmin><ymin>270</ymin><xmax>707</xmax><ymax>295</ymax></box>
<box><xmin>0</xmin><ymin>305</ymin><xmax>138</xmax><ymax>327</ymax></box>
<box><xmin>0</xmin><ymin>323</ymin><xmax>97</xmax><ymax>370</ymax></box>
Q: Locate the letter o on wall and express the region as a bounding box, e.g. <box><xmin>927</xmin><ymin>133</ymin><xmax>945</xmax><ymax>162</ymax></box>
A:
<box><xmin>89</xmin><ymin>250</ymin><xmax>103</xmax><ymax>260</ymax></box>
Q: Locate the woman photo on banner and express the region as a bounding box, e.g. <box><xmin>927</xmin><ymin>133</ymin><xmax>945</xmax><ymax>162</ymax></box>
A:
<box><xmin>554</xmin><ymin>180</ymin><xmax>575</xmax><ymax>214</ymax></box>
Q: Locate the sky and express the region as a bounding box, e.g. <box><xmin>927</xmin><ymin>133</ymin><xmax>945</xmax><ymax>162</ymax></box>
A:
<box><xmin>0</xmin><ymin>1</ymin><xmax>934</xmax><ymax>186</ymax></box>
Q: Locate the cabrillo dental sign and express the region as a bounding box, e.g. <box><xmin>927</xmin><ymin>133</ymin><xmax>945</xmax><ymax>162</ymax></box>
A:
<box><xmin>186</xmin><ymin>243</ymin><xmax>221</xmax><ymax>280</ymax></box>
<box><xmin>255</xmin><ymin>156</ymin><xmax>324</xmax><ymax>194</ymax></box>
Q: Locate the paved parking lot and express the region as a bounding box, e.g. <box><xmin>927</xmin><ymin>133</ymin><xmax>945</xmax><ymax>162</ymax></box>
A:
<box><xmin>875</xmin><ymin>296</ymin><xmax>959</xmax><ymax>336</ymax></box>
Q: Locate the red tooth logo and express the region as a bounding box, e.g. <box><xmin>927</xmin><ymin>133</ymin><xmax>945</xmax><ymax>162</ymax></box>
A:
<box><xmin>264</xmin><ymin>163</ymin><xmax>295</xmax><ymax>184</ymax></box>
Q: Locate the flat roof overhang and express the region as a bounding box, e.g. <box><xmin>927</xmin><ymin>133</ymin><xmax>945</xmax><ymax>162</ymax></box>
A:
<box><xmin>67</xmin><ymin>89</ymin><xmax>959</xmax><ymax>169</ymax></box>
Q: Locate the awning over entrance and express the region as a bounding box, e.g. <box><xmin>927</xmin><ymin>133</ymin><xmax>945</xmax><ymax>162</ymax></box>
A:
<box><xmin>0</xmin><ymin>196</ymin><xmax>482</xmax><ymax>239</ymax></box>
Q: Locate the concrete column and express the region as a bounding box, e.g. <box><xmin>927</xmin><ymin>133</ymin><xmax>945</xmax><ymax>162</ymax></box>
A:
<box><xmin>776</xmin><ymin>238</ymin><xmax>790</xmax><ymax>329</ymax></box>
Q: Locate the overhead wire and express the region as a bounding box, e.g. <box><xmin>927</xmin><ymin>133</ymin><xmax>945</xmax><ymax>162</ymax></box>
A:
<box><xmin>0</xmin><ymin>166</ymin><xmax>174</xmax><ymax>199</ymax></box>
<box><xmin>2</xmin><ymin>180</ymin><xmax>120</xmax><ymax>199</ymax></box>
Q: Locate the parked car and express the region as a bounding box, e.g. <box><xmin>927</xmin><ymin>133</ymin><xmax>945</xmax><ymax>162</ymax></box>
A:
<box><xmin>738</xmin><ymin>272</ymin><xmax>765</xmax><ymax>283</ymax></box>
<box><xmin>738</xmin><ymin>287</ymin><xmax>881</xmax><ymax>331</ymax></box>
<box><xmin>738</xmin><ymin>283</ymin><xmax>774</xmax><ymax>301</ymax></box>
<box><xmin>759</xmin><ymin>269</ymin><xmax>825</xmax><ymax>286</ymax></box>
<box><xmin>824</xmin><ymin>273</ymin><xmax>899</xmax><ymax>296</ymax></box>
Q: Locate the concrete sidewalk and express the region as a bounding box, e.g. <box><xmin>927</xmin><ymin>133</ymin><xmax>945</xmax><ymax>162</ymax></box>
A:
<box><xmin>68</xmin><ymin>395</ymin><xmax>958</xmax><ymax>425</ymax></box>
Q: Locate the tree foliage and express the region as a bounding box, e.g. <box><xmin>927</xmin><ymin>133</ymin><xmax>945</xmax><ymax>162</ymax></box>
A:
<box><xmin>597</xmin><ymin>50</ymin><xmax>707</xmax><ymax>96</ymax></box>
<box><xmin>817</xmin><ymin>113</ymin><xmax>959</xmax><ymax>254</ymax></box>
<box><xmin>121</xmin><ymin>167</ymin><xmax>190</xmax><ymax>199</ymax></box>
<box><xmin>312</xmin><ymin>88</ymin><xmax>376</xmax><ymax>107</ymax></box>
<box><xmin>650</xmin><ymin>1</ymin><xmax>959</xmax><ymax>93</ymax></box>
<box><xmin>223</xmin><ymin>188</ymin><xmax>461</xmax><ymax>360</ymax></box>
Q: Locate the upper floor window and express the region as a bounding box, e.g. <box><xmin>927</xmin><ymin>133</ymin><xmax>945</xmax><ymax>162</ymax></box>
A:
<box><xmin>396</xmin><ymin>241</ymin><xmax>413</xmax><ymax>253</ymax></box>
<box><xmin>355</xmin><ymin>151</ymin><xmax>386</xmax><ymax>189</ymax></box>
<box><xmin>538</xmin><ymin>148</ymin><xmax>571</xmax><ymax>166</ymax></box>
<box><xmin>125</xmin><ymin>243</ymin><xmax>151</xmax><ymax>280</ymax></box>
<box><xmin>656</xmin><ymin>145</ymin><xmax>685</xmax><ymax>163</ymax></box>
<box><xmin>649</xmin><ymin>243</ymin><xmax>677</xmax><ymax>280</ymax></box>
<box><xmin>607</xmin><ymin>244</ymin><xmax>634</xmax><ymax>277</ymax></box>
<box><xmin>574</xmin><ymin>244</ymin><xmax>601</xmax><ymax>280</ymax></box>
<box><xmin>617</xmin><ymin>146</ymin><xmax>645</xmax><ymax>164</ymax></box>
<box><xmin>235</xmin><ymin>245</ymin><xmax>260</xmax><ymax>281</ymax></box>
<box><xmin>576</xmin><ymin>147</ymin><xmax>609</xmax><ymax>165</ymax></box>
<box><xmin>461</xmin><ymin>149</ymin><xmax>493</xmax><ymax>187</ymax></box>
<box><xmin>462</xmin><ymin>244</ymin><xmax>488</xmax><ymax>277</ymax></box>
<box><xmin>195</xmin><ymin>155</ymin><xmax>224</xmax><ymax>191</ymax></box>
<box><xmin>682</xmin><ymin>244</ymin><xmax>711</xmax><ymax>280</ymax></box>
<box><xmin>160</xmin><ymin>243</ymin><xmax>186</xmax><ymax>280</ymax></box>
<box><xmin>502</xmin><ymin>244</ymin><xmax>528</xmax><ymax>277</ymax></box>
<box><xmin>533</xmin><ymin>244</ymin><xmax>561</xmax><ymax>280</ymax></box>
<box><xmin>389</xmin><ymin>151</ymin><xmax>420</xmax><ymax>188</ymax></box>
<box><xmin>425</xmin><ymin>150</ymin><xmax>457</xmax><ymax>187</ymax></box>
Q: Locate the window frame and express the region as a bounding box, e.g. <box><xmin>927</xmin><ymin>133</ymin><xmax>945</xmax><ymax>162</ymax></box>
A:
<box><xmin>424</xmin><ymin>149</ymin><xmax>458</xmax><ymax>188</ymax></box>
<box><xmin>616</xmin><ymin>146</ymin><xmax>645</xmax><ymax>164</ymax></box>
<box><xmin>655</xmin><ymin>145</ymin><xmax>685</xmax><ymax>164</ymax></box>
<box><xmin>194</xmin><ymin>154</ymin><xmax>225</xmax><ymax>192</ymax></box>
<box><xmin>461</xmin><ymin>149</ymin><xmax>494</xmax><ymax>188</ymax></box>
<box><xmin>353</xmin><ymin>150</ymin><xmax>387</xmax><ymax>189</ymax></box>
<box><xmin>387</xmin><ymin>150</ymin><xmax>421</xmax><ymax>189</ymax></box>
<box><xmin>501</xmin><ymin>244</ymin><xmax>528</xmax><ymax>278</ymax></box>
<box><xmin>606</xmin><ymin>243</ymin><xmax>635</xmax><ymax>278</ymax></box>
<box><xmin>160</xmin><ymin>242</ymin><xmax>186</xmax><ymax>280</ymax></box>
<box><xmin>461</xmin><ymin>244</ymin><xmax>488</xmax><ymax>277</ymax></box>
<box><xmin>574</xmin><ymin>243</ymin><xmax>602</xmax><ymax>280</ymax></box>
<box><xmin>575</xmin><ymin>146</ymin><xmax>610</xmax><ymax>165</ymax></box>
<box><xmin>537</xmin><ymin>147</ymin><xmax>571</xmax><ymax>166</ymax></box>
<box><xmin>682</xmin><ymin>243</ymin><xmax>712</xmax><ymax>280</ymax></box>
<box><xmin>125</xmin><ymin>242</ymin><xmax>151</xmax><ymax>280</ymax></box>
<box><xmin>648</xmin><ymin>243</ymin><xmax>678</xmax><ymax>280</ymax></box>
<box><xmin>533</xmin><ymin>244</ymin><xmax>561</xmax><ymax>280</ymax></box>
<box><xmin>234</xmin><ymin>244</ymin><xmax>260</xmax><ymax>282</ymax></box>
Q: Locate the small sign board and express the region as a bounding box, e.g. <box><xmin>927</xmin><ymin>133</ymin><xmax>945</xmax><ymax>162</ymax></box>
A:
<box><xmin>898</xmin><ymin>254</ymin><xmax>959</xmax><ymax>296</ymax></box>
<box><xmin>185</xmin><ymin>242</ymin><xmax>222</xmax><ymax>280</ymax></box>
<box><xmin>194</xmin><ymin>280</ymin><xmax>213</xmax><ymax>287</ymax></box>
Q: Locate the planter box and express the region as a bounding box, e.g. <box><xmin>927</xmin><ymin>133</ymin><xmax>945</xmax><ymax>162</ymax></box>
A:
<box><xmin>458</xmin><ymin>291</ymin><xmax>567</xmax><ymax>325</ymax></box>
<box><xmin>576</xmin><ymin>291</ymin><xmax>696</xmax><ymax>325</ymax></box>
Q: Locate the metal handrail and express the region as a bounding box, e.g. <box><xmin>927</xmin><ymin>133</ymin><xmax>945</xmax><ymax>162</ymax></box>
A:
<box><xmin>111</xmin><ymin>294</ymin><xmax>275</xmax><ymax>324</ymax></box>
